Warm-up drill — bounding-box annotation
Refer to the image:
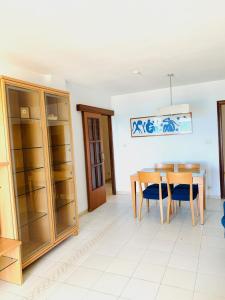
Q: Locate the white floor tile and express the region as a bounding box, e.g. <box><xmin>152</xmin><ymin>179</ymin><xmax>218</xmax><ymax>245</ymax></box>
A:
<box><xmin>92</xmin><ymin>272</ymin><xmax>129</xmax><ymax>296</ymax></box>
<box><xmin>121</xmin><ymin>278</ymin><xmax>159</xmax><ymax>300</ymax></box>
<box><xmin>0</xmin><ymin>292</ymin><xmax>26</xmax><ymax>300</ymax></box>
<box><xmin>196</xmin><ymin>273</ymin><xmax>225</xmax><ymax>298</ymax></box>
<box><xmin>84</xmin><ymin>290</ymin><xmax>117</xmax><ymax>300</ymax></box>
<box><xmin>141</xmin><ymin>249</ymin><xmax>171</xmax><ymax>266</ymax></box>
<box><xmin>201</xmin><ymin>236</ymin><xmax>225</xmax><ymax>249</ymax></box>
<box><xmin>193</xmin><ymin>291</ymin><xmax>225</xmax><ymax>300</ymax></box>
<box><xmin>133</xmin><ymin>262</ymin><xmax>166</xmax><ymax>283</ymax></box>
<box><xmin>198</xmin><ymin>255</ymin><xmax>225</xmax><ymax>276</ymax></box>
<box><xmin>45</xmin><ymin>283</ymin><xmax>87</xmax><ymax>300</ymax></box>
<box><xmin>162</xmin><ymin>267</ymin><xmax>196</xmax><ymax>290</ymax></box>
<box><xmin>116</xmin><ymin>245</ymin><xmax>145</xmax><ymax>263</ymax></box>
<box><xmin>156</xmin><ymin>285</ymin><xmax>193</xmax><ymax>300</ymax></box>
<box><xmin>106</xmin><ymin>257</ymin><xmax>138</xmax><ymax>276</ymax></box>
<box><xmin>173</xmin><ymin>240</ymin><xmax>200</xmax><ymax>257</ymax></box>
<box><xmin>148</xmin><ymin>238</ymin><xmax>175</xmax><ymax>253</ymax></box>
<box><xmin>64</xmin><ymin>266</ymin><xmax>103</xmax><ymax>288</ymax></box>
<box><xmin>168</xmin><ymin>253</ymin><xmax>198</xmax><ymax>271</ymax></box>
<box><xmin>81</xmin><ymin>254</ymin><xmax>113</xmax><ymax>271</ymax></box>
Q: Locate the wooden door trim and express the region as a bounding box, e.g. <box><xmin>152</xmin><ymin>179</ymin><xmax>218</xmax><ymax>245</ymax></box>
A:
<box><xmin>77</xmin><ymin>104</ymin><xmax>114</xmax><ymax>116</ymax></box>
<box><xmin>78</xmin><ymin>104</ymin><xmax>116</xmax><ymax>196</ymax></box>
<box><xmin>108</xmin><ymin>116</ymin><xmax>116</xmax><ymax>194</ymax></box>
<box><xmin>217</xmin><ymin>100</ymin><xmax>225</xmax><ymax>198</ymax></box>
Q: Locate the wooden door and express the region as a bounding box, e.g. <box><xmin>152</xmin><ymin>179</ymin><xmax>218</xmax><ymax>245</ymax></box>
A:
<box><xmin>83</xmin><ymin>112</ymin><xmax>106</xmax><ymax>211</ymax></box>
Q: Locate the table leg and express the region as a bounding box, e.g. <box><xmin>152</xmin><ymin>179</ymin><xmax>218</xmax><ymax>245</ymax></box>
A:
<box><xmin>131</xmin><ymin>178</ymin><xmax>137</xmax><ymax>218</ymax></box>
<box><xmin>203</xmin><ymin>176</ymin><xmax>206</xmax><ymax>210</ymax></box>
<box><xmin>198</xmin><ymin>177</ymin><xmax>204</xmax><ymax>225</ymax></box>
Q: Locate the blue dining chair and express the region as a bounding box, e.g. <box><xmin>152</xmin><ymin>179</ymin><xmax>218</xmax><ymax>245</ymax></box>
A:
<box><xmin>138</xmin><ymin>172</ymin><xmax>168</xmax><ymax>224</ymax></box>
<box><xmin>166</xmin><ymin>172</ymin><xmax>199</xmax><ymax>226</ymax></box>
<box><xmin>222</xmin><ymin>202</ymin><xmax>225</xmax><ymax>237</ymax></box>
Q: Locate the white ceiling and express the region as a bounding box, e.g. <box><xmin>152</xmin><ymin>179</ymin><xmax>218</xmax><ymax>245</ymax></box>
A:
<box><xmin>1</xmin><ymin>0</ymin><xmax>225</xmax><ymax>94</ymax></box>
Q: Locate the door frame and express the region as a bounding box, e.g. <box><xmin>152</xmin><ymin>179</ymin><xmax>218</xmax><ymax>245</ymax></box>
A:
<box><xmin>77</xmin><ymin>104</ymin><xmax>116</xmax><ymax>196</ymax></box>
<box><xmin>217</xmin><ymin>100</ymin><xmax>225</xmax><ymax>198</ymax></box>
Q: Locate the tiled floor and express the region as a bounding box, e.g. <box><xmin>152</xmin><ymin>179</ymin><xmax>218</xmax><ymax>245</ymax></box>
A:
<box><xmin>0</xmin><ymin>194</ymin><xmax>225</xmax><ymax>300</ymax></box>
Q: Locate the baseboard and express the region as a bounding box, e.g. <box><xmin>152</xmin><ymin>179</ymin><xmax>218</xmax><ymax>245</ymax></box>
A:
<box><xmin>79</xmin><ymin>209</ymin><xmax>88</xmax><ymax>217</ymax></box>
<box><xmin>116</xmin><ymin>191</ymin><xmax>130</xmax><ymax>195</ymax></box>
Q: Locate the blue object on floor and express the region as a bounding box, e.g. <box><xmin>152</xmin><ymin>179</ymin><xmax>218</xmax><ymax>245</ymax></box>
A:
<box><xmin>222</xmin><ymin>202</ymin><xmax>225</xmax><ymax>229</ymax></box>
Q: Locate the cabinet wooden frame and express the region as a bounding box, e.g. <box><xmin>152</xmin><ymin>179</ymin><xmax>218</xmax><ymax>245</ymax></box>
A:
<box><xmin>0</xmin><ymin>76</ymin><xmax>79</xmax><ymax>270</ymax></box>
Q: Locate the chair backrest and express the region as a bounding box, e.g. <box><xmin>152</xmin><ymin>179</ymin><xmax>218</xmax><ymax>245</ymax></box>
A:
<box><xmin>138</xmin><ymin>171</ymin><xmax>161</xmax><ymax>184</ymax></box>
<box><xmin>178</xmin><ymin>163</ymin><xmax>200</xmax><ymax>172</ymax></box>
<box><xmin>166</xmin><ymin>172</ymin><xmax>193</xmax><ymax>184</ymax></box>
<box><xmin>154</xmin><ymin>163</ymin><xmax>174</xmax><ymax>171</ymax></box>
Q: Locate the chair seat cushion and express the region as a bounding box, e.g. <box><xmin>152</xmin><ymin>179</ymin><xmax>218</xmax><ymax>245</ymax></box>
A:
<box><xmin>172</xmin><ymin>184</ymin><xmax>198</xmax><ymax>201</ymax></box>
<box><xmin>143</xmin><ymin>183</ymin><xmax>168</xmax><ymax>200</ymax></box>
<box><xmin>176</xmin><ymin>184</ymin><xmax>198</xmax><ymax>192</ymax></box>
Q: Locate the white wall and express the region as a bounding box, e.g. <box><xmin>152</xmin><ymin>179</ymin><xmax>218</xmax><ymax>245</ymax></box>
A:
<box><xmin>111</xmin><ymin>79</ymin><xmax>225</xmax><ymax>197</ymax></box>
<box><xmin>66</xmin><ymin>82</ymin><xmax>111</xmax><ymax>213</ymax></box>
<box><xmin>0</xmin><ymin>61</ymin><xmax>66</xmax><ymax>89</ymax></box>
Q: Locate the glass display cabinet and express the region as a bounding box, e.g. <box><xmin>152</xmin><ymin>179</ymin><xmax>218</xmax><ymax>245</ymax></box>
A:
<box><xmin>0</xmin><ymin>76</ymin><xmax>78</xmax><ymax>269</ymax></box>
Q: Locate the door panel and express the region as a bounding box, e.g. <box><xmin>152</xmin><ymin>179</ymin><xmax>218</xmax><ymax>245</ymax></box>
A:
<box><xmin>83</xmin><ymin>112</ymin><xmax>106</xmax><ymax>211</ymax></box>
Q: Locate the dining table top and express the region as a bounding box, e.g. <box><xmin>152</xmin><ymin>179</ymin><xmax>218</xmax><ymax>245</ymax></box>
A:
<box><xmin>141</xmin><ymin>168</ymin><xmax>206</xmax><ymax>177</ymax></box>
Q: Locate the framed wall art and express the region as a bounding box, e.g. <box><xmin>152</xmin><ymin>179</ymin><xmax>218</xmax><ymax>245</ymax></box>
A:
<box><xmin>130</xmin><ymin>113</ymin><xmax>192</xmax><ymax>137</ymax></box>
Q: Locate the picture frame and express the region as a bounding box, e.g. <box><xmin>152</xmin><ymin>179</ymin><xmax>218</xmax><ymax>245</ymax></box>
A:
<box><xmin>130</xmin><ymin>113</ymin><xmax>192</xmax><ymax>137</ymax></box>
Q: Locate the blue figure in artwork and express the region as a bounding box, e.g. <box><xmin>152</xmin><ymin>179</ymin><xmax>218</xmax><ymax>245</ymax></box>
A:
<box><xmin>142</xmin><ymin>121</ymin><xmax>146</xmax><ymax>133</ymax></box>
<box><xmin>162</xmin><ymin>117</ymin><xmax>178</xmax><ymax>132</ymax></box>
<box><xmin>132</xmin><ymin>120</ymin><xmax>143</xmax><ymax>134</ymax></box>
<box><xmin>146</xmin><ymin>120</ymin><xmax>155</xmax><ymax>133</ymax></box>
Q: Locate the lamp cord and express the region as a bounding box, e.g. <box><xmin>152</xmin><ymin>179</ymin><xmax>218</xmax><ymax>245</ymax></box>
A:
<box><xmin>168</xmin><ymin>73</ymin><xmax>174</xmax><ymax>106</ymax></box>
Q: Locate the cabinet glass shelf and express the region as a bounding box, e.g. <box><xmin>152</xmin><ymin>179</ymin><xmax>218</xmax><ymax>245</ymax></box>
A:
<box><xmin>56</xmin><ymin>199</ymin><xmax>75</xmax><ymax>210</ymax></box>
<box><xmin>16</xmin><ymin>186</ymin><xmax>46</xmax><ymax>197</ymax></box>
<box><xmin>52</xmin><ymin>161</ymin><xmax>72</xmax><ymax>166</ymax></box>
<box><xmin>0</xmin><ymin>256</ymin><xmax>17</xmax><ymax>272</ymax></box>
<box><xmin>19</xmin><ymin>211</ymin><xmax>47</xmax><ymax>228</ymax></box>
<box><xmin>15</xmin><ymin>166</ymin><xmax>44</xmax><ymax>174</ymax></box>
<box><xmin>9</xmin><ymin>117</ymin><xmax>41</xmax><ymax>121</ymax></box>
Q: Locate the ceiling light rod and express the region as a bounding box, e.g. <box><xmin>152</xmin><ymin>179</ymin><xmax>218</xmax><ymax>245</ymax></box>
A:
<box><xmin>167</xmin><ymin>73</ymin><xmax>174</xmax><ymax>106</ymax></box>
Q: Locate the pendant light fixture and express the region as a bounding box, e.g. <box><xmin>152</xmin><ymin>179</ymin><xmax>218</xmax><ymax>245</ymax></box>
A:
<box><xmin>158</xmin><ymin>74</ymin><xmax>190</xmax><ymax>115</ymax></box>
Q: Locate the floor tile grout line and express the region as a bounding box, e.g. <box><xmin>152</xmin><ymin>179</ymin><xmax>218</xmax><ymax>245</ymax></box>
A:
<box><xmin>155</xmin><ymin>205</ymin><xmax>188</xmax><ymax>299</ymax></box>
<box><xmin>191</xmin><ymin>223</ymin><xmax>204</xmax><ymax>300</ymax></box>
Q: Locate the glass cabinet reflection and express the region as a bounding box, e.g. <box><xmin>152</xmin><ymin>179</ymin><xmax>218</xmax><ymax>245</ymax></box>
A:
<box><xmin>45</xmin><ymin>94</ymin><xmax>76</xmax><ymax>237</ymax></box>
<box><xmin>6</xmin><ymin>86</ymin><xmax>51</xmax><ymax>261</ymax></box>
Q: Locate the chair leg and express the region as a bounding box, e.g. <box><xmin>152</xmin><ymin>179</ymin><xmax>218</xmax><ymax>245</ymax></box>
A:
<box><xmin>196</xmin><ymin>196</ymin><xmax>199</xmax><ymax>217</ymax></box>
<box><xmin>190</xmin><ymin>200</ymin><xmax>195</xmax><ymax>226</ymax></box>
<box><xmin>159</xmin><ymin>200</ymin><xmax>163</xmax><ymax>224</ymax></box>
<box><xmin>167</xmin><ymin>198</ymin><xmax>171</xmax><ymax>223</ymax></box>
<box><xmin>179</xmin><ymin>201</ymin><xmax>181</xmax><ymax>207</ymax></box>
<box><xmin>174</xmin><ymin>201</ymin><xmax>177</xmax><ymax>214</ymax></box>
<box><xmin>139</xmin><ymin>196</ymin><xmax>144</xmax><ymax>221</ymax></box>
<box><xmin>146</xmin><ymin>199</ymin><xmax>150</xmax><ymax>212</ymax></box>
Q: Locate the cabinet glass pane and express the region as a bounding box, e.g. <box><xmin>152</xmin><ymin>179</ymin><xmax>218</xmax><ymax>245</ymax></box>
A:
<box><xmin>6</xmin><ymin>86</ymin><xmax>51</xmax><ymax>261</ymax></box>
<box><xmin>45</xmin><ymin>94</ymin><xmax>76</xmax><ymax>237</ymax></box>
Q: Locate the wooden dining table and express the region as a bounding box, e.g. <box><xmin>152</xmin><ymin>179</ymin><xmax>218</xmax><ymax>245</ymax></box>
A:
<box><xmin>130</xmin><ymin>167</ymin><xmax>206</xmax><ymax>224</ymax></box>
